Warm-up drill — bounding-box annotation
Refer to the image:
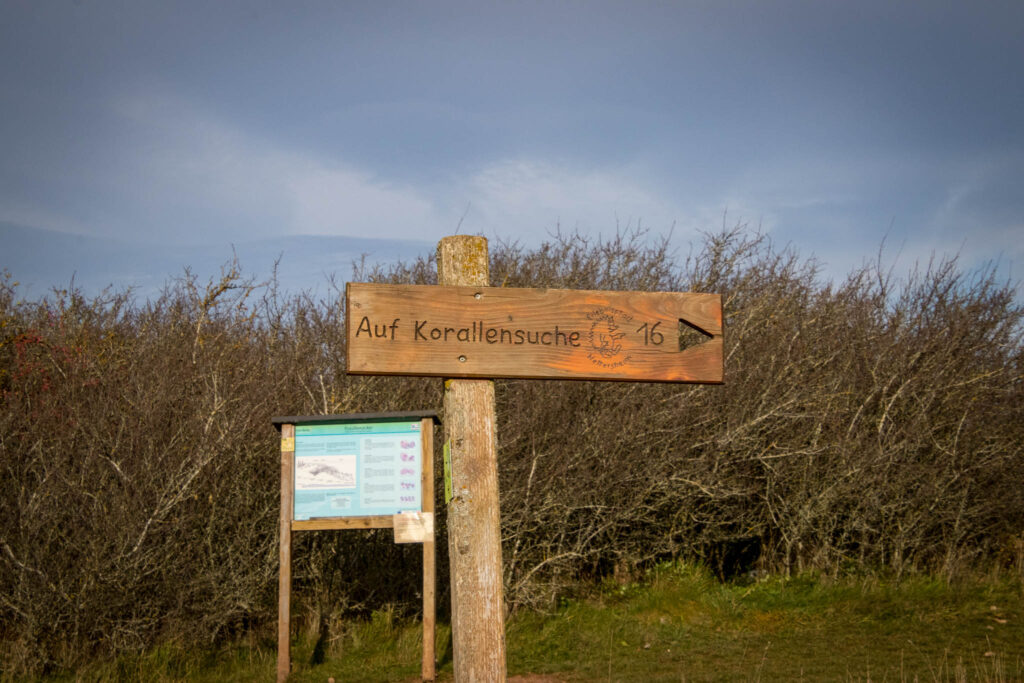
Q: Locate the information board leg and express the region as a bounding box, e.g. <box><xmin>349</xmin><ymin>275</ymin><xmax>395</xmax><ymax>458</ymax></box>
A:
<box><xmin>423</xmin><ymin>534</ymin><xmax>436</xmax><ymax>680</ymax></box>
<box><xmin>278</xmin><ymin>424</ymin><xmax>295</xmax><ymax>683</ymax></box>
<box><xmin>438</xmin><ymin>236</ymin><xmax>507</xmax><ymax>682</ymax></box>
<box><xmin>422</xmin><ymin>418</ymin><xmax>437</xmax><ymax>681</ymax></box>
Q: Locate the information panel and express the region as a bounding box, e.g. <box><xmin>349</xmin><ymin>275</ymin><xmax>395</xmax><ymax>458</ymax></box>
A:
<box><xmin>293</xmin><ymin>420</ymin><xmax>423</xmax><ymax>520</ymax></box>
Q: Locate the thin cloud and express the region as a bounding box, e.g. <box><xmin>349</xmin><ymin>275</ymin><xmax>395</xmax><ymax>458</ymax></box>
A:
<box><xmin>103</xmin><ymin>92</ymin><xmax>447</xmax><ymax>244</ymax></box>
<box><xmin>33</xmin><ymin>91</ymin><xmax>707</xmax><ymax>248</ymax></box>
<box><xmin>8</xmin><ymin>85</ymin><xmax>1016</xmax><ymax>300</ymax></box>
<box><xmin>461</xmin><ymin>159</ymin><xmax>688</xmax><ymax>241</ymax></box>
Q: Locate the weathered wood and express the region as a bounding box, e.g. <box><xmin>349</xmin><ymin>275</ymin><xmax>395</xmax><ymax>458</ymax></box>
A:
<box><xmin>291</xmin><ymin>515</ymin><xmax>395</xmax><ymax>531</ymax></box>
<box><xmin>346</xmin><ymin>283</ymin><xmax>723</xmax><ymax>383</ymax></box>
<box><xmin>439</xmin><ymin>236</ymin><xmax>507</xmax><ymax>682</ymax></box>
<box><xmin>421</xmin><ymin>417</ymin><xmax>436</xmax><ymax>682</ymax></box>
<box><xmin>277</xmin><ymin>424</ymin><xmax>295</xmax><ymax>683</ymax></box>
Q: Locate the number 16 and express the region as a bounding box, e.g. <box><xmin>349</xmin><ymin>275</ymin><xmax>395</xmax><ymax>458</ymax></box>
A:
<box><xmin>636</xmin><ymin>321</ymin><xmax>664</xmax><ymax>345</ymax></box>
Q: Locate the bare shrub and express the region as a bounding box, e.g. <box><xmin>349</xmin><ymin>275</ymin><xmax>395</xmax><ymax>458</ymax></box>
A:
<box><xmin>492</xmin><ymin>228</ymin><xmax>1023</xmax><ymax>609</ymax></box>
<box><xmin>0</xmin><ymin>226</ymin><xmax>1021</xmax><ymax>674</ymax></box>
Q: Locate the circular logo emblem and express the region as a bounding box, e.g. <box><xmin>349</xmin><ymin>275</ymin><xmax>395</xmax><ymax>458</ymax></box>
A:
<box><xmin>586</xmin><ymin>307</ymin><xmax>633</xmax><ymax>369</ymax></box>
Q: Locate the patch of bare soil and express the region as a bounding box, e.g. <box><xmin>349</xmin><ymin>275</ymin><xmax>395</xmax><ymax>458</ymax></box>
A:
<box><xmin>403</xmin><ymin>675</ymin><xmax>566</xmax><ymax>682</ymax></box>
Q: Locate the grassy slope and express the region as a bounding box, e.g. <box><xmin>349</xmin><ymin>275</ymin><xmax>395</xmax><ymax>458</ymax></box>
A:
<box><xmin>507</xmin><ymin>566</ymin><xmax>1023</xmax><ymax>682</ymax></box>
<box><xmin>54</xmin><ymin>565</ymin><xmax>1023</xmax><ymax>682</ymax></box>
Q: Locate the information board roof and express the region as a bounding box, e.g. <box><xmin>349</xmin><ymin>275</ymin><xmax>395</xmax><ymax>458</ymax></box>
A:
<box><xmin>271</xmin><ymin>410</ymin><xmax>441</xmax><ymax>431</ymax></box>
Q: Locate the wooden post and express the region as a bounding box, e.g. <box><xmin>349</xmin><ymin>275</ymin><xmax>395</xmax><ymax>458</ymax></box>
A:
<box><xmin>437</xmin><ymin>236</ymin><xmax>507</xmax><ymax>681</ymax></box>
<box><xmin>277</xmin><ymin>424</ymin><xmax>295</xmax><ymax>683</ymax></box>
<box><xmin>421</xmin><ymin>418</ymin><xmax>436</xmax><ymax>681</ymax></box>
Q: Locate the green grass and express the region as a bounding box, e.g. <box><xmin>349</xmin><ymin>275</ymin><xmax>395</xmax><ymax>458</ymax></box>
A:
<box><xmin>505</xmin><ymin>565</ymin><xmax>1024</xmax><ymax>681</ymax></box>
<box><xmin>37</xmin><ymin>565</ymin><xmax>1024</xmax><ymax>682</ymax></box>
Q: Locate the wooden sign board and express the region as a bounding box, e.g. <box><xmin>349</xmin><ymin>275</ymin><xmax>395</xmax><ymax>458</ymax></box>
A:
<box><xmin>346</xmin><ymin>283</ymin><xmax>723</xmax><ymax>383</ymax></box>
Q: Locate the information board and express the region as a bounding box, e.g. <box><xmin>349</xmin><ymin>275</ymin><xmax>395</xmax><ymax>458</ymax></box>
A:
<box><xmin>275</xmin><ymin>411</ymin><xmax>439</xmax><ymax>682</ymax></box>
<box><xmin>293</xmin><ymin>420</ymin><xmax>423</xmax><ymax>520</ymax></box>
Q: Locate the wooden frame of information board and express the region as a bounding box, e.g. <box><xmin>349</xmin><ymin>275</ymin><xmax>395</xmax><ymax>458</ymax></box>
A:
<box><xmin>272</xmin><ymin>411</ymin><xmax>440</xmax><ymax>683</ymax></box>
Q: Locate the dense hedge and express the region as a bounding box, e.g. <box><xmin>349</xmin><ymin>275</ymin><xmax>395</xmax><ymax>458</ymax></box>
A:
<box><xmin>1</xmin><ymin>229</ymin><xmax>1021</xmax><ymax>675</ymax></box>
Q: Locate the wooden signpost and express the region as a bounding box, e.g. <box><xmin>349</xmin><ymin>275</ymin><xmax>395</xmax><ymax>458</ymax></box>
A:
<box><xmin>346</xmin><ymin>283</ymin><xmax>723</xmax><ymax>383</ymax></box>
<box><xmin>273</xmin><ymin>412</ymin><xmax>440</xmax><ymax>683</ymax></box>
<box><xmin>338</xmin><ymin>236</ymin><xmax>724</xmax><ymax>682</ymax></box>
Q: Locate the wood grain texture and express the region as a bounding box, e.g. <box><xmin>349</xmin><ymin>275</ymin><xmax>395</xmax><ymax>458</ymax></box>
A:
<box><xmin>346</xmin><ymin>283</ymin><xmax>723</xmax><ymax>383</ymax></box>
<box><xmin>421</xmin><ymin>418</ymin><xmax>436</xmax><ymax>682</ymax></box>
<box><xmin>277</xmin><ymin>424</ymin><xmax>294</xmax><ymax>683</ymax></box>
<box><xmin>291</xmin><ymin>515</ymin><xmax>394</xmax><ymax>531</ymax></box>
<box><xmin>438</xmin><ymin>236</ymin><xmax>508</xmax><ymax>682</ymax></box>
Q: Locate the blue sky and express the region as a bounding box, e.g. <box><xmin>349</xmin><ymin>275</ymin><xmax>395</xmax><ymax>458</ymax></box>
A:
<box><xmin>2</xmin><ymin>1</ymin><xmax>1022</xmax><ymax>292</ymax></box>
